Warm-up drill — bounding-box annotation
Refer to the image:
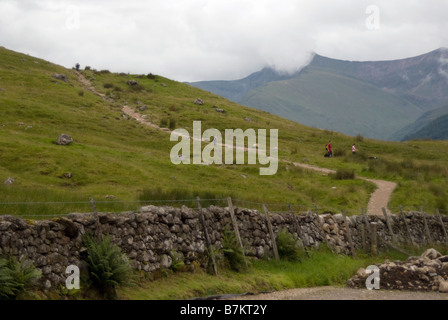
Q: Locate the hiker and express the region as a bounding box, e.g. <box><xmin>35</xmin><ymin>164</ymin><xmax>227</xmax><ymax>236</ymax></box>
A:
<box><xmin>75</xmin><ymin>63</ymin><xmax>80</xmax><ymax>71</ymax></box>
<box><xmin>352</xmin><ymin>144</ymin><xmax>356</xmax><ymax>154</ymax></box>
<box><xmin>326</xmin><ymin>141</ymin><xmax>333</xmax><ymax>157</ymax></box>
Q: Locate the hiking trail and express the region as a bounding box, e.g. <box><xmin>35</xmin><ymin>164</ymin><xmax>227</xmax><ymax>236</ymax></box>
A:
<box><xmin>76</xmin><ymin>72</ymin><xmax>397</xmax><ymax>216</ymax></box>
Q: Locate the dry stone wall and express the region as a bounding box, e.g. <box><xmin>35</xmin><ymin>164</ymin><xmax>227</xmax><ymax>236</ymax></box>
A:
<box><xmin>0</xmin><ymin>204</ymin><xmax>447</xmax><ymax>290</ymax></box>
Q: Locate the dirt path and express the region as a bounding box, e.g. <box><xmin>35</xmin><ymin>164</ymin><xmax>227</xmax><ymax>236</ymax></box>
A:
<box><xmin>122</xmin><ymin>105</ymin><xmax>162</xmax><ymax>130</ymax></box>
<box><xmin>290</xmin><ymin>163</ymin><xmax>397</xmax><ymax>216</ymax></box>
<box><xmin>77</xmin><ymin>72</ymin><xmax>397</xmax><ymax>216</ymax></box>
<box><xmin>363</xmin><ymin>178</ymin><xmax>397</xmax><ymax>215</ymax></box>
<box><xmin>225</xmin><ymin>286</ymin><xmax>448</xmax><ymax>300</ymax></box>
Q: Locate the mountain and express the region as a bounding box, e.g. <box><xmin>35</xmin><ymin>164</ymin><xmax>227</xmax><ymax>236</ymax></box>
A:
<box><xmin>189</xmin><ymin>48</ymin><xmax>448</xmax><ymax>141</ymax></box>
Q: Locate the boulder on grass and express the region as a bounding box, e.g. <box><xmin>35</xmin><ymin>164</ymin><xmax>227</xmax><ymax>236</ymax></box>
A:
<box><xmin>56</xmin><ymin>134</ymin><xmax>73</xmax><ymax>145</ymax></box>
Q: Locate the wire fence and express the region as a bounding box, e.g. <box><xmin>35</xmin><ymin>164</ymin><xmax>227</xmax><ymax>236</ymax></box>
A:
<box><xmin>0</xmin><ymin>197</ymin><xmax>446</xmax><ymax>219</ymax></box>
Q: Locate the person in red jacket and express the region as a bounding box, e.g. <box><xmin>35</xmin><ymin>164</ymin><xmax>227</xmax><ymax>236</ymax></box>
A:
<box><xmin>327</xmin><ymin>141</ymin><xmax>333</xmax><ymax>157</ymax></box>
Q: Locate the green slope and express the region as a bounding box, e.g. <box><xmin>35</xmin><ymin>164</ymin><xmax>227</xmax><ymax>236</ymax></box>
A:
<box><xmin>393</xmin><ymin>104</ymin><xmax>448</xmax><ymax>141</ymax></box>
<box><xmin>241</xmin><ymin>66</ymin><xmax>422</xmax><ymax>140</ymax></box>
<box><xmin>0</xmin><ymin>46</ymin><xmax>448</xmax><ymax>217</ymax></box>
<box><xmin>0</xmin><ymin>46</ymin><xmax>373</xmax><ymax>214</ymax></box>
<box><xmin>403</xmin><ymin>113</ymin><xmax>448</xmax><ymax>141</ymax></box>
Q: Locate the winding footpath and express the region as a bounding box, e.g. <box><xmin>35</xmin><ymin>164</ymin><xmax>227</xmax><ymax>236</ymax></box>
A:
<box><xmin>77</xmin><ymin>72</ymin><xmax>397</xmax><ymax>216</ymax></box>
<box><xmin>290</xmin><ymin>163</ymin><xmax>397</xmax><ymax>216</ymax></box>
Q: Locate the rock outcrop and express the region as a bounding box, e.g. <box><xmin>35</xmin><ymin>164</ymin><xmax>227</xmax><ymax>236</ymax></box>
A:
<box><xmin>347</xmin><ymin>248</ymin><xmax>448</xmax><ymax>292</ymax></box>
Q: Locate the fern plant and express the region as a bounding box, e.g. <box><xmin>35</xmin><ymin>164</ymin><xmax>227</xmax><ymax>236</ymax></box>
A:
<box><xmin>276</xmin><ymin>229</ymin><xmax>305</xmax><ymax>261</ymax></box>
<box><xmin>222</xmin><ymin>227</ymin><xmax>248</xmax><ymax>272</ymax></box>
<box><xmin>0</xmin><ymin>256</ymin><xmax>41</xmax><ymax>300</ymax></box>
<box><xmin>83</xmin><ymin>234</ymin><xmax>134</xmax><ymax>299</ymax></box>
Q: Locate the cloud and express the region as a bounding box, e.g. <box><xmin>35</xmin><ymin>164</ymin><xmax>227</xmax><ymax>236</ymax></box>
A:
<box><xmin>1</xmin><ymin>0</ymin><xmax>448</xmax><ymax>81</ymax></box>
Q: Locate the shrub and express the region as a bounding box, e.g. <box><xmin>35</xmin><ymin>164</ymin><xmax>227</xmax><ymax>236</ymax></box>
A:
<box><xmin>103</xmin><ymin>83</ymin><xmax>114</xmax><ymax>89</ymax></box>
<box><xmin>276</xmin><ymin>229</ymin><xmax>304</xmax><ymax>261</ymax></box>
<box><xmin>333</xmin><ymin>168</ymin><xmax>355</xmax><ymax>180</ymax></box>
<box><xmin>333</xmin><ymin>149</ymin><xmax>346</xmax><ymax>157</ymax></box>
<box><xmin>128</xmin><ymin>84</ymin><xmax>144</xmax><ymax>92</ymax></box>
<box><xmin>401</xmin><ymin>158</ymin><xmax>415</xmax><ymax>169</ymax></box>
<box><xmin>170</xmin><ymin>250</ymin><xmax>186</xmax><ymax>273</ymax></box>
<box><xmin>147</xmin><ymin>73</ymin><xmax>156</xmax><ymax>79</ymax></box>
<box><xmin>222</xmin><ymin>227</ymin><xmax>247</xmax><ymax>272</ymax></box>
<box><xmin>160</xmin><ymin>118</ymin><xmax>168</xmax><ymax>128</ymax></box>
<box><xmin>168</xmin><ymin>118</ymin><xmax>176</xmax><ymax>130</ymax></box>
<box><xmin>83</xmin><ymin>234</ymin><xmax>134</xmax><ymax>299</ymax></box>
<box><xmin>138</xmin><ymin>187</ymin><xmax>234</xmax><ymax>208</ymax></box>
<box><xmin>0</xmin><ymin>256</ymin><xmax>41</xmax><ymax>300</ymax></box>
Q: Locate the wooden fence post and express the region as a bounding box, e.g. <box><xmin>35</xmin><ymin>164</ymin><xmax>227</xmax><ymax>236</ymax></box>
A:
<box><xmin>342</xmin><ymin>210</ymin><xmax>357</xmax><ymax>258</ymax></box>
<box><xmin>263</xmin><ymin>204</ymin><xmax>279</xmax><ymax>261</ymax></box>
<box><xmin>436</xmin><ymin>208</ymin><xmax>448</xmax><ymax>245</ymax></box>
<box><xmin>382</xmin><ymin>207</ymin><xmax>397</xmax><ymax>244</ymax></box>
<box><xmin>400</xmin><ymin>206</ymin><xmax>416</xmax><ymax>247</ymax></box>
<box><xmin>370</xmin><ymin>222</ymin><xmax>378</xmax><ymax>256</ymax></box>
<box><xmin>420</xmin><ymin>207</ymin><xmax>433</xmax><ymax>246</ymax></box>
<box><xmin>196</xmin><ymin>197</ymin><xmax>218</xmax><ymax>275</ymax></box>
<box><xmin>361</xmin><ymin>208</ymin><xmax>369</xmax><ymax>252</ymax></box>
<box><xmin>360</xmin><ymin>224</ymin><xmax>366</xmax><ymax>253</ymax></box>
<box><xmin>227</xmin><ymin>197</ymin><xmax>248</xmax><ymax>268</ymax></box>
<box><xmin>227</xmin><ymin>197</ymin><xmax>243</xmax><ymax>248</ymax></box>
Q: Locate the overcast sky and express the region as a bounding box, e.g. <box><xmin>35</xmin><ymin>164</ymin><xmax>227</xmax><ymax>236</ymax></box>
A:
<box><xmin>1</xmin><ymin>0</ymin><xmax>447</xmax><ymax>82</ymax></box>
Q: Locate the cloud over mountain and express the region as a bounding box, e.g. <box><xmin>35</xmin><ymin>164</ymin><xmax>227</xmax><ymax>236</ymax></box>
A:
<box><xmin>1</xmin><ymin>1</ymin><xmax>448</xmax><ymax>81</ymax></box>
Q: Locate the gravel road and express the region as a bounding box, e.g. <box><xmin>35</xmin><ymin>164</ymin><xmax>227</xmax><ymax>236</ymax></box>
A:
<box><xmin>228</xmin><ymin>286</ymin><xmax>448</xmax><ymax>300</ymax></box>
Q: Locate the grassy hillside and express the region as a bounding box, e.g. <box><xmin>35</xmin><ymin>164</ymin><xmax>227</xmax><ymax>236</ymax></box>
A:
<box><xmin>0</xmin><ymin>46</ymin><xmax>447</xmax><ymax>217</ymax></box>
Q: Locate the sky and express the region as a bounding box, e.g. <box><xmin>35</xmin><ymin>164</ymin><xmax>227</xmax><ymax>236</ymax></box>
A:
<box><xmin>1</xmin><ymin>0</ymin><xmax>448</xmax><ymax>82</ymax></box>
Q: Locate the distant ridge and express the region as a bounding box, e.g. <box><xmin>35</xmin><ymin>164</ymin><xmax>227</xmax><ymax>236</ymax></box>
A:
<box><xmin>189</xmin><ymin>67</ymin><xmax>299</xmax><ymax>103</ymax></box>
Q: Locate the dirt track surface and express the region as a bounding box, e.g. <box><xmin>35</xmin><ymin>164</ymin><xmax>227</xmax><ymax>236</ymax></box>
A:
<box><xmin>227</xmin><ymin>286</ymin><xmax>448</xmax><ymax>300</ymax></box>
